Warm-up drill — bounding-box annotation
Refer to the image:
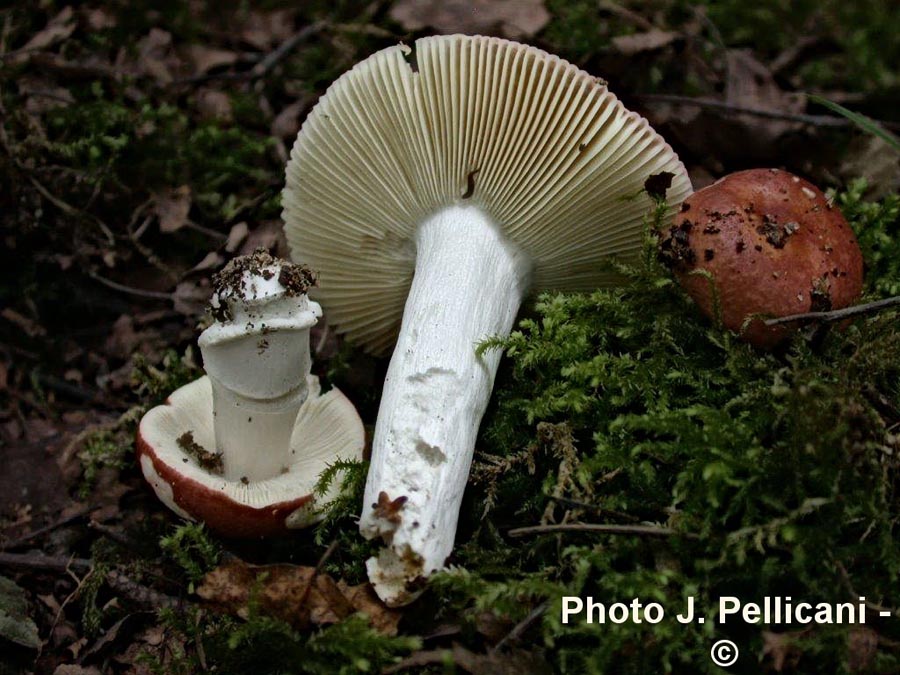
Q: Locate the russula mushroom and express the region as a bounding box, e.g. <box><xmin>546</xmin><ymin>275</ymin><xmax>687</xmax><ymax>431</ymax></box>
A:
<box><xmin>137</xmin><ymin>250</ymin><xmax>365</xmax><ymax>537</ymax></box>
<box><xmin>282</xmin><ymin>34</ymin><xmax>691</xmax><ymax>605</ymax></box>
<box><xmin>660</xmin><ymin>168</ymin><xmax>864</xmax><ymax>348</ymax></box>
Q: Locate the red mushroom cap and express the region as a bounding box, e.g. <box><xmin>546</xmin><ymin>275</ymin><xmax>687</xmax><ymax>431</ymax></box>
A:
<box><xmin>137</xmin><ymin>376</ymin><xmax>365</xmax><ymax>538</ymax></box>
<box><xmin>660</xmin><ymin>168</ymin><xmax>864</xmax><ymax>348</ymax></box>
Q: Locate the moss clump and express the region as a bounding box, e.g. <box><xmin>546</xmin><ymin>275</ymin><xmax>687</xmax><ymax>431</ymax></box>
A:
<box><xmin>437</xmin><ymin>187</ymin><xmax>900</xmax><ymax>672</ymax></box>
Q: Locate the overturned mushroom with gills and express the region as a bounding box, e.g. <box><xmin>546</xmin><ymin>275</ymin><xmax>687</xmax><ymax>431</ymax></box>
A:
<box><xmin>283</xmin><ymin>35</ymin><xmax>692</xmax><ymax>605</ymax></box>
<box><xmin>137</xmin><ymin>250</ymin><xmax>365</xmax><ymax>537</ymax></box>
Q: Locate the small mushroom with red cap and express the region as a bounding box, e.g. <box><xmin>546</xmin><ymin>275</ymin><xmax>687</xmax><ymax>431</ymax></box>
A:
<box><xmin>137</xmin><ymin>250</ymin><xmax>365</xmax><ymax>537</ymax></box>
<box><xmin>659</xmin><ymin>168</ymin><xmax>864</xmax><ymax>348</ymax></box>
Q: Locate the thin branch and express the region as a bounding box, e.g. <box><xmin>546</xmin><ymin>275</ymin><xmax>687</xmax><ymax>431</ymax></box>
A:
<box><xmin>171</xmin><ymin>22</ymin><xmax>326</xmax><ymax>85</ymax></box>
<box><xmin>0</xmin><ymin>551</ymin><xmax>92</xmax><ymax>573</ymax></box>
<box><xmin>633</xmin><ymin>93</ymin><xmax>900</xmax><ymax>132</ymax></box>
<box><xmin>251</xmin><ymin>21</ymin><xmax>327</xmax><ymax>78</ymax></box>
<box><xmin>763</xmin><ymin>296</ymin><xmax>900</xmax><ymax>327</ymax></box>
<box><xmin>508</xmin><ymin>522</ymin><xmax>696</xmax><ymax>539</ymax></box>
<box><xmin>1</xmin><ymin>507</ymin><xmax>92</xmax><ymax>551</ymax></box>
<box><xmin>492</xmin><ymin>600</ymin><xmax>549</xmax><ymax>653</ymax></box>
<box><xmin>89</xmin><ymin>272</ymin><xmax>173</xmax><ymax>300</ymax></box>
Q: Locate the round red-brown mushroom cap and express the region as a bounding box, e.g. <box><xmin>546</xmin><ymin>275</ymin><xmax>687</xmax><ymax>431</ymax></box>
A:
<box><xmin>283</xmin><ymin>34</ymin><xmax>692</xmax><ymax>355</ymax></box>
<box><xmin>137</xmin><ymin>375</ymin><xmax>364</xmax><ymax>538</ymax></box>
<box><xmin>661</xmin><ymin>168</ymin><xmax>864</xmax><ymax>348</ymax></box>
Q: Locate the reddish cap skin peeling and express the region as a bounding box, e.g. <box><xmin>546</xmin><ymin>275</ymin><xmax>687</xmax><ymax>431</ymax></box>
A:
<box><xmin>660</xmin><ymin>168</ymin><xmax>864</xmax><ymax>348</ymax></box>
<box><xmin>136</xmin><ymin>429</ymin><xmax>313</xmax><ymax>538</ymax></box>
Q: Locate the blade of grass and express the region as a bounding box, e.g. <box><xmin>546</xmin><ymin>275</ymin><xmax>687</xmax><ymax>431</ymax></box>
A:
<box><xmin>809</xmin><ymin>94</ymin><xmax>900</xmax><ymax>153</ymax></box>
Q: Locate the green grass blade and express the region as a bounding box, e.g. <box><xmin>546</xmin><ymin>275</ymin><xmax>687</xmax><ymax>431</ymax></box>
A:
<box><xmin>809</xmin><ymin>94</ymin><xmax>900</xmax><ymax>153</ymax></box>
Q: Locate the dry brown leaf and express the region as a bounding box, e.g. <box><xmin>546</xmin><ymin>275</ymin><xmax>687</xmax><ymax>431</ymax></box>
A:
<box><xmin>337</xmin><ymin>580</ymin><xmax>403</xmax><ymax>636</ymax></box>
<box><xmin>761</xmin><ymin>630</ymin><xmax>806</xmax><ymax>672</ymax></box>
<box><xmin>184</xmin><ymin>45</ymin><xmax>238</xmax><ymax>76</ymax></box>
<box><xmin>225</xmin><ymin>222</ymin><xmax>250</xmax><ymax>253</ymax></box>
<box><xmin>389</xmin><ymin>0</ymin><xmax>550</xmax><ymax>39</ymax></box>
<box><xmin>2</xmin><ymin>308</ymin><xmax>47</xmax><ymax>337</ymax></box>
<box><xmin>191</xmin><ymin>251</ymin><xmax>225</xmax><ymax>273</ymax></box>
<box><xmin>134</xmin><ymin>28</ymin><xmax>178</xmax><ymax>85</ymax></box>
<box><xmin>238</xmin><ymin>221</ymin><xmax>288</xmax><ymax>257</ymax></box>
<box><xmin>839</xmin><ymin>135</ymin><xmax>900</xmax><ymax>199</ymax></box>
<box><xmin>19</xmin><ymin>7</ymin><xmax>76</xmax><ymax>54</ymax></box>
<box><xmin>241</xmin><ymin>10</ymin><xmax>296</xmax><ymax>50</ymax></box>
<box><xmin>82</xmin><ymin>8</ymin><xmax>117</xmax><ymax>32</ymax></box>
<box><xmin>172</xmin><ymin>280</ymin><xmax>209</xmax><ymax>316</ymax></box>
<box><xmin>198</xmin><ymin>560</ymin><xmax>399</xmax><ymax>634</ymax></box>
<box><xmin>19</xmin><ymin>76</ymin><xmax>74</xmax><ymax>115</ymax></box>
<box><xmin>271</xmin><ymin>100</ymin><xmax>306</xmax><ymax>140</ymax></box>
<box><xmin>848</xmin><ymin>626</ymin><xmax>879</xmax><ymax>672</ymax></box>
<box><xmin>196</xmin><ymin>88</ymin><xmax>233</xmax><ymax>122</ymax></box>
<box><xmin>612</xmin><ymin>30</ymin><xmax>679</xmax><ymax>56</ymax></box>
<box><xmin>154</xmin><ymin>186</ymin><xmax>192</xmax><ymax>233</ymax></box>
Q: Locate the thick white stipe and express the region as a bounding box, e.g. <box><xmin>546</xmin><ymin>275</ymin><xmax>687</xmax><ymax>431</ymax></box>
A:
<box><xmin>359</xmin><ymin>205</ymin><xmax>531</xmax><ymax>605</ymax></box>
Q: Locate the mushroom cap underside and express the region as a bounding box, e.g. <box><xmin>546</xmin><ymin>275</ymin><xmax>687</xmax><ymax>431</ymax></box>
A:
<box><xmin>283</xmin><ymin>33</ymin><xmax>692</xmax><ymax>354</ymax></box>
<box><xmin>137</xmin><ymin>375</ymin><xmax>365</xmax><ymax>537</ymax></box>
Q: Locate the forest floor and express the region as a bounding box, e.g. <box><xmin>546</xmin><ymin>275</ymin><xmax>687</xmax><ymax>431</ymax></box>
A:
<box><xmin>1</xmin><ymin>1</ymin><xmax>900</xmax><ymax>673</ymax></box>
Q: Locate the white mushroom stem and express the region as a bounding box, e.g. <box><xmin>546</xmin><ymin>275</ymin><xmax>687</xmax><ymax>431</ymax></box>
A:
<box><xmin>198</xmin><ymin>257</ymin><xmax>321</xmax><ymax>482</ymax></box>
<box><xmin>359</xmin><ymin>204</ymin><xmax>531</xmax><ymax>605</ymax></box>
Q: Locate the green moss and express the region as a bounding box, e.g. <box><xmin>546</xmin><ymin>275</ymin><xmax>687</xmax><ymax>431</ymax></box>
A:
<box><xmin>443</xmin><ymin>188</ymin><xmax>900</xmax><ymax>672</ymax></box>
<box><xmin>160</xmin><ymin>523</ymin><xmax>222</xmax><ymax>587</ymax></box>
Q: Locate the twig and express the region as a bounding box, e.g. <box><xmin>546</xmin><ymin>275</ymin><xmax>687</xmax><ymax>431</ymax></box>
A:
<box><xmin>545</xmin><ymin>495</ymin><xmax>641</xmax><ymax>523</ymax></box>
<box><xmin>1</xmin><ymin>506</ymin><xmax>93</xmax><ymax>551</ymax></box>
<box><xmin>251</xmin><ymin>22</ymin><xmax>327</xmax><ymax>78</ymax></box>
<box><xmin>763</xmin><ymin>296</ymin><xmax>900</xmax><ymax>327</ymax></box>
<box><xmin>491</xmin><ymin>600</ymin><xmax>549</xmax><ymax>653</ymax></box>
<box><xmin>0</xmin><ymin>551</ymin><xmax>92</xmax><ymax>573</ymax></box>
<box><xmin>107</xmin><ymin>569</ymin><xmax>180</xmax><ymax>609</ymax></box>
<box><xmin>89</xmin><ymin>272</ymin><xmax>173</xmax><ymax>301</ymax></box>
<box><xmin>28</xmin><ymin>176</ymin><xmax>115</xmax><ymax>244</ymax></box>
<box><xmin>633</xmin><ymin>93</ymin><xmax>900</xmax><ymax>132</ymax></box>
<box><xmin>508</xmin><ymin>522</ymin><xmax>696</xmax><ymax>539</ymax></box>
<box><xmin>172</xmin><ymin>22</ymin><xmax>326</xmax><ymax>85</ymax></box>
<box><xmin>0</xmin><ymin>552</ymin><xmax>181</xmax><ymax>609</ymax></box>
<box><xmin>598</xmin><ymin>1</ymin><xmax>655</xmax><ymax>31</ymax></box>
<box><xmin>313</xmin><ymin>539</ymin><xmax>339</xmax><ymax>576</ymax></box>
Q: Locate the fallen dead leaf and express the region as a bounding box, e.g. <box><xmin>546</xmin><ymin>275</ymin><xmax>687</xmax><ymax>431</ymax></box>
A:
<box><xmin>184</xmin><ymin>45</ymin><xmax>238</xmax><ymax>76</ymax></box>
<box><xmin>191</xmin><ymin>251</ymin><xmax>225</xmax><ymax>273</ymax></box>
<box><xmin>134</xmin><ymin>28</ymin><xmax>178</xmax><ymax>85</ymax></box>
<box><xmin>2</xmin><ymin>308</ymin><xmax>47</xmax><ymax>337</ymax></box>
<box><xmin>390</xmin><ymin>0</ymin><xmax>550</xmax><ymax>39</ymax></box>
<box><xmin>238</xmin><ymin>221</ymin><xmax>288</xmax><ymax>257</ymax></box>
<box><xmin>154</xmin><ymin>186</ymin><xmax>192</xmax><ymax>233</ymax></box>
<box><xmin>18</xmin><ymin>7</ymin><xmax>76</xmax><ymax>55</ymax></box>
<box><xmin>53</xmin><ymin>664</ymin><xmax>101</xmax><ymax>675</ymax></box>
<box><xmin>271</xmin><ymin>100</ymin><xmax>306</xmax><ymax>140</ymax></box>
<box><xmin>612</xmin><ymin>29</ymin><xmax>679</xmax><ymax>56</ymax></box>
<box><xmin>82</xmin><ymin>8</ymin><xmax>117</xmax><ymax>32</ymax></box>
<box><xmin>241</xmin><ymin>10</ymin><xmax>296</xmax><ymax>50</ymax></box>
<box><xmin>839</xmin><ymin>135</ymin><xmax>900</xmax><ymax>199</ymax></box>
<box><xmin>172</xmin><ymin>279</ymin><xmax>209</xmax><ymax>316</ymax></box>
<box><xmin>761</xmin><ymin>630</ymin><xmax>806</xmax><ymax>672</ymax></box>
<box><xmin>225</xmin><ymin>222</ymin><xmax>250</xmax><ymax>253</ymax></box>
<box><xmin>197</xmin><ymin>559</ymin><xmax>400</xmax><ymax>634</ymax></box>
<box><xmin>848</xmin><ymin>626</ymin><xmax>879</xmax><ymax>672</ymax></box>
<box><xmin>337</xmin><ymin>580</ymin><xmax>403</xmax><ymax>636</ymax></box>
<box><xmin>196</xmin><ymin>88</ymin><xmax>233</xmax><ymax>122</ymax></box>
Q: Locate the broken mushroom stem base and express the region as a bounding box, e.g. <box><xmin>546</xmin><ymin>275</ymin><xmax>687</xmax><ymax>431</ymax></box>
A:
<box><xmin>359</xmin><ymin>204</ymin><xmax>532</xmax><ymax>606</ymax></box>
